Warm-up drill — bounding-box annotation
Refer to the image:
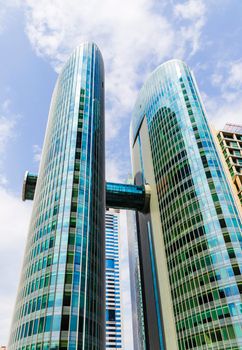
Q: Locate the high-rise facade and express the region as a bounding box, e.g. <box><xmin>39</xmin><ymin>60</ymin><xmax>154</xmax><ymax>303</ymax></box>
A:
<box><xmin>105</xmin><ymin>210</ymin><xmax>123</xmax><ymax>349</ymax></box>
<box><xmin>217</xmin><ymin>123</ymin><xmax>242</xmax><ymax>207</ymax></box>
<box><xmin>130</xmin><ymin>60</ymin><xmax>242</xmax><ymax>349</ymax></box>
<box><xmin>9</xmin><ymin>42</ymin><xmax>105</xmax><ymax>350</ymax></box>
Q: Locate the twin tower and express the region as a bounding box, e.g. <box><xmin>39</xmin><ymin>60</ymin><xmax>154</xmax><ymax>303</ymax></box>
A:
<box><xmin>9</xmin><ymin>43</ymin><xmax>242</xmax><ymax>349</ymax></box>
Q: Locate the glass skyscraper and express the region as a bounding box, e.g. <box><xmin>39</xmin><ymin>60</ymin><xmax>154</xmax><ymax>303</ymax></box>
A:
<box><xmin>130</xmin><ymin>59</ymin><xmax>242</xmax><ymax>349</ymax></box>
<box><xmin>9</xmin><ymin>42</ymin><xmax>105</xmax><ymax>350</ymax></box>
<box><xmin>105</xmin><ymin>210</ymin><xmax>123</xmax><ymax>349</ymax></box>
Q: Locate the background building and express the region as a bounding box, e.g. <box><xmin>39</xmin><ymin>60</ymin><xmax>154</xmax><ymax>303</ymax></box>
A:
<box><xmin>130</xmin><ymin>59</ymin><xmax>242</xmax><ymax>349</ymax></box>
<box><xmin>217</xmin><ymin>123</ymin><xmax>242</xmax><ymax>206</ymax></box>
<box><xmin>105</xmin><ymin>210</ymin><xmax>123</xmax><ymax>349</ymax></box>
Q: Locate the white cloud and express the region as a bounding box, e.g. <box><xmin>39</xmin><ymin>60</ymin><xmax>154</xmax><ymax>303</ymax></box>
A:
<box><xmin>220</xmin><ymin>59</ymin><xmax>242</xmax><ymax>103</ymax></box>
<box><xmin>0</xmin><ymin>116</ymin><xmax>15</xmax><ymax>152</ymax></box>
<box><xmin>24</xmin><ymin>0</ymin><xmax>207</xmax><ymax>141</ymax></box>
<box><xmin>227</xmin><ymin>59</ymin><xmax>242</xmax><ymax>89</ymax></box>
<box><xmin>105</xmin><ymin>154</ymin><xmax>131</xmax><ymax>183</ymax></box>
<box><xmin>208</xmin><ymin>96</ymin><xmax>242</xmax><ymax>130</ymax></box>
<box><xmin>206</xmin><ymin>58</ymin><xmax>242</xmax><ymax>128</ymax></box>
<box><xmin>211</xmin><ymin>59</ymin><xmax>242</xmax><ymax>102</ymax></box>
<box><xmin>33</xmin><ymin>144</ymin><xmax>42</xmax><ymax>163</ymax></box>
<box><xmin>211</xmin><ymin>73</ymin><xmax>223</xmax><ymax>86</ymax></box>
<box><xmin>174</xmin><ymin>0</ymin><xmax>207</xmax><ymax>56</ymax></box>
<box><xmin>0</xmin><ymin>0</ymin><xmax>21</xmax><ymax>33</ymax></box>
<box><xmin>0</xmin><ymin>100</ymin><xmax>18</xmax><ymax>184</ymax></box>
<box><xmin>0</xmin><ymin>186</ymin><xmax>31</xmax><ymax>345</ymax></box>
<box><xmin>0</xmin><ymin>99</ymin><xmax>16</xmax><ymax>151</ymax></box>
<box><xmin>174</xmin><ymin>0</ymin><xmax>206</xmax><ymax>20</ymax></box>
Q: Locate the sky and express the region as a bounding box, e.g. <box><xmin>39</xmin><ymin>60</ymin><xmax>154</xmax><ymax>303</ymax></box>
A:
<box><xmin>0</xmin><ymin>0</ymin><xmax>242</xmax><ymax>347</ymax></box>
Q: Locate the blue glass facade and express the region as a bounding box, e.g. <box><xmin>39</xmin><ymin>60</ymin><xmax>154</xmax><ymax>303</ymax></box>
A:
<box><xmin>105</xmin><ymin>210</ymin><xmax>123</xmax><ymax>349</ymax></box>
<box><xmin>9</xmin><ymin>42</ymin><xmax>105</xmax><ymax>350</ymax></box>
<box><xmin>131</xmin><ymin>60</ymin><xmax>242</xmax><ymax>349</ymax></box>
<box><xmin>106</xmin><ymin>182</ymin><xmax>149</xmax><ymax>212</ymax></box>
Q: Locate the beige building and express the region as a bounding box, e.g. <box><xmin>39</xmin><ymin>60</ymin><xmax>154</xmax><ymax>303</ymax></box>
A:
<box><xmin>217</xmin><ymin>123</ymin><xmax>242</xmax><ymax>207</ymax></box>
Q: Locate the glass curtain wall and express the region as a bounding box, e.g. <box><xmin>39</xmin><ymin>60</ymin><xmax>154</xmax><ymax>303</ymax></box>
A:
<box><xmin>131</xmin><ymin>60</ymin><xmax>242</xmax><ymax>349</ymax></box>
<box><xmin>9</xmin><ymin>42</ymin><xmax>105</xmax><ymax>350</ymax></box>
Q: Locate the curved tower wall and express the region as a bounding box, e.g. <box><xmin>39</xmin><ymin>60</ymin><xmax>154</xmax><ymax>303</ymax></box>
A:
<box><xmin>9</xmin><ymin>42</ymin><xmax>105</xmax><ymax>350</ymax></box>
<box><xmin>130</xmin><ymin>60</ymin><xmax>242</xmax><ymax>349</ymax></box>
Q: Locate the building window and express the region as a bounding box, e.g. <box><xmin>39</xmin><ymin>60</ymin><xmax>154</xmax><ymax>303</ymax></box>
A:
<box><xmin>106</xmin><ymin>310</ymin><xmax>116</xmax><ymax>321</ymax></box>
<box><xmin>106</xmin><ymin>259</ymin><xmax>114</xmax><ymax>268</ymax></box>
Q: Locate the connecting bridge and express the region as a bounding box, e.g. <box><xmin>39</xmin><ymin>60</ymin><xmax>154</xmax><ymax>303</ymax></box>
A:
<box><xmin>22</xmin><ymin>172</ymin><xmax>150</xmax><ymax>213</ymax></box>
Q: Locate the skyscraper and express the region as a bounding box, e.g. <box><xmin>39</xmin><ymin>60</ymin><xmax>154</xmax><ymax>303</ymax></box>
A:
<box><xmin>217</xmin><ymin>123</ymin><xmax>242</xmax><ymax>207</ymax></box>
<box><xmin>130</xmin><ymin>59</ymin><xmax>242</xmax><ymax>349</ymax></box>
<box><xmin>105</xmin><ymin>210</ymin><xmax>123</xmax><ymax>349</ymax></box>
<box><xmin>9</xmin><ymin>42</ymin><xmax>105</xmax><ymax>350</ymax></box>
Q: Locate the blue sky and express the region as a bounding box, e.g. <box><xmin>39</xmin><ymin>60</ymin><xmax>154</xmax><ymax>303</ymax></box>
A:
<box><xmin>0</xmin><ymin>0</ymin><xmax>242</xmax><ymax>347</ymax></box>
